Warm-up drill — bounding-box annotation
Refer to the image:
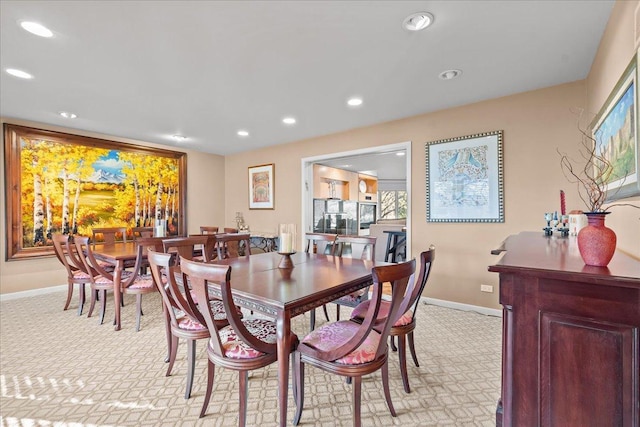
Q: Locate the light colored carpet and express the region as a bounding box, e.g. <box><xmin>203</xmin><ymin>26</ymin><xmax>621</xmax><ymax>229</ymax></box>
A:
<box><xmin>0</xmin><ymin>289</ymin><xmax>501</xmax><ymax>426</ymax></box>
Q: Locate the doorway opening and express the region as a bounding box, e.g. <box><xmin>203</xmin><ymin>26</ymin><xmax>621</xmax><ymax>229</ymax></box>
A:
<box><xmin>301</xmin><ymin>141</ymin><xmax>411</xmax><ymax>261</ymax></box>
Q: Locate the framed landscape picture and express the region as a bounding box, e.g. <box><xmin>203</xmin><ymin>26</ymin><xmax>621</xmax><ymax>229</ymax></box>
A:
<box><xmin>3</xmin><ymin>124</ymin><xmax>187</xmax><ymax>260</ymax></box>
<box><xmin>425</xmin><ymin>130</ymin><xmax>504</xmax><ymax>223</ymax></box>
<box><xmin>248</xmin><ymin>163</ymin><xmax>275</xmax><ymax>209</ymax></box>
<box><xmin>591</xmin><ymin>53</ymin><xmax>639</xmax><ymax>202</ymax></box>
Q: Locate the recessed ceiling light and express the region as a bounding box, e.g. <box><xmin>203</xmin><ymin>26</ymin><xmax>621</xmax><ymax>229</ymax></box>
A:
<box><xmin>172</xmin><ymin>135</ymin><xmax>187</xmax><ymax>142</ymax></box>
<box><xmin>282</xmin><ymin>117</ymin><xmax>296</xmax><ymax>125</ymax></box>
<box><xmin>20</xmin><ymin>21</ymin><xmax>53</xmax><ymax>38</ymax></box>
<box><xmin>396</xmin><ymin>152</ymin><xmax>405</xmax><ymax>156</ymax></box>
<box><xmin>6</xmin><ymin>68</ymin><xmax>33</xmax><ymax>79</ymax></box>
<box><xmin>237</xmin><ymin>130</ymin><xmax>249</xmax><ymax>137</ymax></box>
<box><xmin>59</xmin><ymin>111</ymin><xmax>77</xmax><ymax>119</ymax></box>
<box><xmin>439</xmin><ymin>69</ymin><xmax>462</xmax><ymax>80</ymax></box>
<box><xmin>347</xmin><ymin>97</ymin><xmax>363</xmax><ymax>107</ymax></box>
<box><xmin>403</xmin><ymin>12</ymin><xmax>434</xmax><ymax>31</ymax></box>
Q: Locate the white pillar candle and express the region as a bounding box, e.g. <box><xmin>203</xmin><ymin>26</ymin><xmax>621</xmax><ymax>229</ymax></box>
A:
<box><xmin>280</xmin><ymin>232</ymin><xmax>292</xmax><ymax>253</ymax></box>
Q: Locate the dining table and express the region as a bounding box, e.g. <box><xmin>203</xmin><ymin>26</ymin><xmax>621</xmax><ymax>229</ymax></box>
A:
<box><xmin>209</xmin><ymin>251</ymin><xmax>387</xmax><ymax>426</ymax></box>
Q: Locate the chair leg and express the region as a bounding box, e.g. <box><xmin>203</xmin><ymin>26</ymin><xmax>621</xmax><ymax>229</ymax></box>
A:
<box><xmin>352</xmin><ymin>376</ymin><xmax>362</xmax><ymax>427</ymax></box>
<box><xmin>200</xmin><ymin>360</ymin><xmax>215</xmax><ymax>418</ymax></box>
<box><xmin>185</xmin><ymin>339</ymin><xmax>197</xmax><ymax>399</ymax></box>
<box><xmin>238</xmin><ymin>370</ymin><xmax>248</xmax><ymax>427</ymax></box>
<box><xmin>310</xmin><ymin>310</ymin><xmax>316</xmax><ymax>331</ymax></box>
<box><xmin>408</xmin><ymin>331</ymin><xmax>419</xmax><ymax>367</ymax></box>
<box><xmin>390</xmin><ymin>335</ymin><xmax>398</xmax><ymax>352</ymax></box>
<box><xmin>397</xmin><ymin>334</ymin><xmax>410</xmax><ymax>393</ymax></box>
<box><xmin>64</xmin><ymin>282</ymin><xmax>73</xmax><ymax>310</ymax></box>
<box><xmin>322</xmin><ymin>304</ymin><xmax>330</xmax><ymax>321</ymax></box>
<box><xmin>382</xmin><ymin>359</ymin><xmax>397</xmax><ymax>417</ymax></box>
<box><xmin>99</xmin><ymin>290</ymin><xmax>107</xmax><ymax>325</ymax></box>
<box><xmin>166</xmin><ymin>335</ymin><xmax>178</xmax><ymax>376</ymax></box>
<box><xmin>88</xmin><ymin>289</ymin><xmax>97</xmax><ymax>318</ymax></box>
<box><xmin>336</xmin><ymin>304</ymin><xmax>341</xmax><ymax>321</ymax></box>
<box><xmin>162</xmin><ymin>305</ymin><xmax>171</xmax><ymax>363</ymax></box>
<box><xmin>135</xmin><ymin>294</ymin><xmax>143</xmax><ymax>332</ymax></box>
<box><xmin>77</xmin><ymin>284</ymin><xmax>86</xmax><ymax>316</ymax></box>
<box><xmin>293</xmin><ymin>352</ymin><xmax>305</xmax><ymax>426</ymax></box>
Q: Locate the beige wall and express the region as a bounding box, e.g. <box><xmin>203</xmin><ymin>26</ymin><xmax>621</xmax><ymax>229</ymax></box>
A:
<box><xmin>587</xmin><ymin>0</ymin><xmax>640</xmax><ymax>256</ymax></box>
<box><xmin>0</xmin><ymin>118</ymin><xmax>226</xmax><ymax>294</ymax></box>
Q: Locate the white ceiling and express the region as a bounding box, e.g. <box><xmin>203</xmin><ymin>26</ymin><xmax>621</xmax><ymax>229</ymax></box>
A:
<box><xmin>1</xmin><ymin>1</ymin><xmax>613</xmax><ymax>156</ymax></box>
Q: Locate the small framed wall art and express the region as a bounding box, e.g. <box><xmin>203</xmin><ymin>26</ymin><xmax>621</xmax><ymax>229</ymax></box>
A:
<box><xmin>248</xmin><ymin>163</ymin><xmax>275</xmax><ymax>209</ymax></box>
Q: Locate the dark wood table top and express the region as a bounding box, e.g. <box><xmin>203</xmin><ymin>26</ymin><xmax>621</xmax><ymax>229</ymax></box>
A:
<box><xmin>210</xmin><ymin>251</ymin><xmax>379</xmax><ymax>317</ymax></box>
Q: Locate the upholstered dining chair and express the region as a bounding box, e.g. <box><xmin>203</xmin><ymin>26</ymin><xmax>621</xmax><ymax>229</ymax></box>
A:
<box><xmin>350</xmin><ymin>246</ymin><xmax>435</xmax><ymax>393</ymax></box>
<box><xmin>52</xmin><ymin>233</ymin><xmax>92</xmax><ymax>315</ymax></box>
<box><xmin>180</xmin><ymin>258</ymin><xmax>299</xmax><ymax>425</ymax></box>
<box><xmin>329</xmin><ymin>235</ymin><xmax>376</xmax><ymax>321</ymax></box>
<box><xmin>76</xmin><ymin>235</ymin><xmax>158</xmax><ymax>326</ymax></box>
<box><xmin>304</xmin><ymin>233</ymin><xmax>338</xmax><ymax>330</ymax></box>
<box><xmin>147</xmin><ymin>250</ymin><xmax>243</xmax><ymax>399</ymax></box>
<box><xmin>293</xmin><ymin>259</ymin><xmax>416</xmax><ymax>427</ymax></box>
<box><xmin>199</xmin><ymin>226</ymin><xmax>219</xmax><ymax>234</ymax></box>
<box><xmin>215</xmin><ymin>233</ymin><xmax>252</xmax><ymax>260</ymax></box>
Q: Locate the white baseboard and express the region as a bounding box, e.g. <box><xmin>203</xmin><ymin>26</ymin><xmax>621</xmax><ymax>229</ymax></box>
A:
<box><xmin>421</xmin><ymin>296</ymin><xmax>502</xmax><ymax>317</ymax></box>
<box><xmin>0</xmin><ymin>285</ymin><xmax>66</xmax><ymax>302</ymax></box>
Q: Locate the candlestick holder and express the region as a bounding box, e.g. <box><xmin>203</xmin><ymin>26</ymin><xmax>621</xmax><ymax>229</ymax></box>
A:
<box><xmin>543</xmin><ymin>212</ymin><xmax>553</xmax><ymax>236</ymax></box>
<box><xmin>278</xmin><ymin>251</ymin><xmax>295</xmax><ymax>269</ymax></box>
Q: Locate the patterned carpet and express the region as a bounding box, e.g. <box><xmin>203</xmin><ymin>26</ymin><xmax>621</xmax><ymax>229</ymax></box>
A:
<box><xmin>0</xmin><ymin>290</ymin><xmax>501</xmax><ymax>426</ymax></box>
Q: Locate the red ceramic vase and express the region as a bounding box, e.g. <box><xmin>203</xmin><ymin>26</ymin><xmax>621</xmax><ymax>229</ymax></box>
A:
<box><xmin>577</xmin><ymin>212</ymin><xmax>616</xmax><ymax>267</ymax></box>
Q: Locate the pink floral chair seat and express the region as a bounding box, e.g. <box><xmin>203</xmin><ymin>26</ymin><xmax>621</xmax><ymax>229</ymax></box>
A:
<box><xmin>177</xmin><ymin>316</ymin><xmax>208</xmax><ymax>331</ymax></box>
<box><xmin>94</xmin><ymin>270</ymin><xmax>133</xmax><ymax>285</ymax></box>
<box><xmin>333</xmin><ymin>290</ymin><xmax>366</xmax><ymax>305</ymax></box>
<box><xmin>72</xmin><ymin>270</ymin><xmax>92</xmax><ymax>280</ymax></box>
<box><xmin>300</xmin><ymin>320</ymin><xmax>382</xmax><ymax>365</ymax></box>
<box><xmin>219</xmin><ymin>319</ymin><xmax>277</xmax><ymax>359</ymax></box>
<box><xmin>129</xmin><ymin>274</ymin><xmax>155</xmax><ymax>290</ymax></box>
<box><xmin>351</xmin><ymin>300</ymin><xmax>413</xmax><ymax>327</ymax></box>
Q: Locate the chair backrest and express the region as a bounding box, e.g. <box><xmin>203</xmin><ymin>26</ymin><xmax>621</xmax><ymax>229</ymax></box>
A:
<box><xmin>52</xmin><ymin>233</ymin><xmax>78</xmax><ymax>276</ymax></box>
<box><xmin>313</xmin><ymin>259</ymin><xmax>415</xmax><ymax>362</ymax></box>
<box><xmin>397</xmin><ymin>246</ymin><xmax>435</xmax><ymax>321</ymax></box>
<box><xmin>335</xmin><ymin>235</ymin><xmax>376</xmax><ymax>260</ymax></box>
<box><xmin>162</xmin><ymin>235</ymin><xmax>209</xmax><ymax>264</ymax></box>
<box><xmin>147</xmin><ymin>249</ymin><xmax>202</xmax><ymax>329</ymax></box>
<box><xmin>224</xmin><ymin>227</ymin><xmax>238</xmax><ymax>233</ymax></box>
<box><xmin>132</xmin><ymin>227</ymin><xmax>154</xmax><ymax>240</ymax></box>
<box><xmin>200</xmin><ymin>226</ymin><xmax>219</xmax><ymax>235</ymax></box>
<box><xmin>216</xmin><ymin>233</ymin><xmax>252</xmax><ymax>259</ymax></box>
<box><xmin>92</xmin><ymin>227</ymin><xmax>128</xmax><ymax>246</ymax></box>
<box><xmin>74</xmin><ymin>235</ymin><xmax>113</xmax><ymax>280</ymax></box>
<box><xmin>180</xmin><ymin>257</ymin><xmax>276</xmax><ymax>356</ymax></box>
<box><xmin>304</xmin><ymin>233</ymin><xmax>338</xmax><ymax>255</ymax></box>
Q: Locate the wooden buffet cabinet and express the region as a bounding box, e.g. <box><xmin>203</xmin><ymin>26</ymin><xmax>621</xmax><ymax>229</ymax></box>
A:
<box><xmin>489</xmin><ymin>232</ymin><xmax>639</xmax><ymax>427</ymax></box>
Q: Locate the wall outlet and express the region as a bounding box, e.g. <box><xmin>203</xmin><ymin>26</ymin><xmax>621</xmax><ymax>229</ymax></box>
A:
<box><xmin>480</xmin><ymin>284</ymin><xmax>494</xmax><ymax>293</ymax></box>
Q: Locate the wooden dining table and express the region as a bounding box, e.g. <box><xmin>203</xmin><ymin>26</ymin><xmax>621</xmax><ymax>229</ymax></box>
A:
<box><xmin>209</xmin><ymin>251</ymin><xmax>386</xmax><ymax>426</ymax></box>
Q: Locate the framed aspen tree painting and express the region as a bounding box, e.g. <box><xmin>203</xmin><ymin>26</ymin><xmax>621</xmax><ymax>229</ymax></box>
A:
<box><xmin>3</xmin><ymin>124</ymin><xmax>187</xmax><ymax>260</ymax></box>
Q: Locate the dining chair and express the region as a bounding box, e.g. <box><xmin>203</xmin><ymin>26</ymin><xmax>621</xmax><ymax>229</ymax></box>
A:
<box><xmin>52</xmin><ymin>233</ymin><xmax>93</xmax><ymax>315</ymax></box>
<box><xmin>350</xmin><ymin>246</ymin><xmax>435</xmax><ymax>393</ymax></box>
<box><xmin>147</xmin><ymin>250</ymin><xmax>242</xmax><ymax>400</ymax></box>
<box><xmin>330</xmin><ymin>235</ymin><xmax>376</xmax><ymax>320</ymax></box>
<box><xmin>162</xmin><ymin>235</ymin><xmax>210</xmax><ymax>264</ymax></box>
<box><xmin>132</xmin><ymin>226</ymin><xmax>154</xmax><ymax>240</ymax></box>
<box><xmin>91</xmin><ymin>226</ymin><xmax>128</xmax><ymax>245</ymax></box>
<box><xmin>293</xmin><ymin>259</ymin><xmax>416</xmax><ymax>427</ymax></box>
<box><xmin>199</xmin><ymin>226</ymin><xmax>219</xmax><ymax>234</ymax></box>
<box><xmin>215</xmin><ymin>233</ymin><xmax>252</xmax><ymax>260</ymax></box>
<box><xmin>74</xmin><ymin>236</ymin><xmax>133</xmax><ymax>325</ymax></box>
<box><xmin>189</xmin><ymin>233</ymin><xmax>219</xmax><ymax>262</ymax></box>
<box><xmin>180</xmin><ymin>257</ymin><xmax>299</xmax><ymax>425</ymax></box>
<box><xmin>304</xmin><ymin>233</ymin><xmax>338</xmax><ymax>330</ymax></box>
